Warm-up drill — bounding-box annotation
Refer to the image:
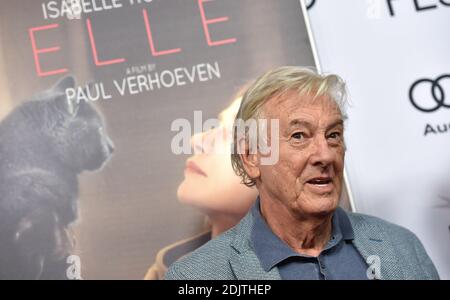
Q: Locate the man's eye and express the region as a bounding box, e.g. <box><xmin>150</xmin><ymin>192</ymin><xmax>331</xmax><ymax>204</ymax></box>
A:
<box><xmin>291</xmin><ymin>132</ymin><xmax>304</xmax><ymax>139</ymax></box>
<box><xmin>328</xmin><ymin>132</ymin><xmax>341</xmax><ymax>140</ymax></box>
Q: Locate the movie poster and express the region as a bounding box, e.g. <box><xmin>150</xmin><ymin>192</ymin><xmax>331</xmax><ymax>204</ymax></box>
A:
<box><xmin>0</xmin><ymin>0</ymin><xmax>316</xmax><ymax>279</ymax></box>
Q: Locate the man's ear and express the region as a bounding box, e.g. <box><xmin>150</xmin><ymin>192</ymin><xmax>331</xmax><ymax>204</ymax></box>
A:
<box><xmin>239</xmin><ymin>140</ymin><xmax>261</xmax><ymax>181</ymax></box>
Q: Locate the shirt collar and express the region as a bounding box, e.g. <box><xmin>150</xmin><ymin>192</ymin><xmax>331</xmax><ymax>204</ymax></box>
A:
<box><xmin>250</xmin><ymin>197</ymin><xmax>354</xmax><ymax>272</ymax></box>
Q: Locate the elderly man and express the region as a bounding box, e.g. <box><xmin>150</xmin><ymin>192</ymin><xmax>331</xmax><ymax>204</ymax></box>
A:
<box><xmin>165</xmin><ymin>67</ymin><xmax>439</xmax><ymax>280</ymax></box>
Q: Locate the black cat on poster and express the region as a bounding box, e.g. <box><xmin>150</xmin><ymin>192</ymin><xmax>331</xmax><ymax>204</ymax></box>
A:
<box><xmin>0</xmin><ymin>76</ymin><xmax>114</xmax><ymax>279</ymax></box>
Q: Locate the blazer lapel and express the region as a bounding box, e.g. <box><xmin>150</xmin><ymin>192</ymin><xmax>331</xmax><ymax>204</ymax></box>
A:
<box><xmin>229</xmin><ymin>212</ymin><xmax>281</xmax><ymax>280</ymax></box>
<box><xmin>230</xmin><ymin>250</ymin><xmax>281</xmax><ymax>280</ymax></box>
<box><xmin>348</xmin><ymin>213</ymin><xmax>406</xmax><ymax>280</ymax></box>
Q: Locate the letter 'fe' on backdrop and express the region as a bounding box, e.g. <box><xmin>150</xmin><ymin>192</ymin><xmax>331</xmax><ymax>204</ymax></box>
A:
<box><xmin>0</xmin><ymin>0</ymin><xmax>316</xmax><ymax>279</ymax></box>
<box><xmin>306</xmin><ymin>0</ymin><xmax>450</xmax><ymax>279</ymax></box>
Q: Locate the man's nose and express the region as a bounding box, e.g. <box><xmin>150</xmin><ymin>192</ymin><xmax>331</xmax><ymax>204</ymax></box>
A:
<box><xmin>309</xmin><ymin>136</ymin><xmax>334</xmax><ymax>168</ymax></box>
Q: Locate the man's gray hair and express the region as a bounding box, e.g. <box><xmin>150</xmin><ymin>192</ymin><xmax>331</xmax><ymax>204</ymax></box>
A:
<box><xmin>231</xmin><ymin>66</ymin><xmax>348</xmax><ymax>187</ymax></box>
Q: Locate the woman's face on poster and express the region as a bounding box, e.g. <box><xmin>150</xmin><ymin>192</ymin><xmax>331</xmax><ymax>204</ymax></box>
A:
<box><xmin>177</xmin><ymin>100</ymin><xmax>257</xmax><ymax>217</ymax></box>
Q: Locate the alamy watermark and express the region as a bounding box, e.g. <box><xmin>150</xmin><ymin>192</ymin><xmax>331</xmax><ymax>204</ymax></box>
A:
<box><xmin>171</xmin><ymin>111</ymin><xmax>280</xmax><ymax>165</ymax></box>
<box><xmin>66</xmin><ymin>255</ymin><xmax>83</xmax><ymax>280</ymax></box>
<box><xmin>366</xmin><ymin>255</ymin><xmax>382</xmax><ymax>280</ymax></box>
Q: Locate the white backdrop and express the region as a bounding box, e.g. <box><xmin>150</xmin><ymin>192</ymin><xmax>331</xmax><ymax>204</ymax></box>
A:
<box><xmin>304</xmin><ymin>0</ymin><xmax>450</xmax><ymax>279</ymax></box>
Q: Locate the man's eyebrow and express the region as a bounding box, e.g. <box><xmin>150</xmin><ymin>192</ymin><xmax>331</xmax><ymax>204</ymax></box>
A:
<box><xmin>326</xmin><ymin>119</ymin><xmax>344</xmax><ymax>131</ymax></box>
<box><xmin>288</xmin><ymin>119</ymin><xmax>313</xmax><ymax>128</ymax></box>
<box><xmin>287</xmin><ymin>119</ymin><xmax>344</xmax><ymax>129</ymax></box>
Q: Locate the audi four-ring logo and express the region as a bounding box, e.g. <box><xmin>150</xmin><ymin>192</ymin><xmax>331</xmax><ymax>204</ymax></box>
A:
<box><xmin>409</xmin><ymin>74</ymin><xmax>450</xmax><ymax>113</ymax></box>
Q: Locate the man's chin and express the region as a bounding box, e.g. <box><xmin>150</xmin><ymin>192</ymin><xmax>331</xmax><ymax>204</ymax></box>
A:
<box><xmin>305</xmin><ymin>197</ymin><xmax>339</xmax><ymax>217</ymax></box>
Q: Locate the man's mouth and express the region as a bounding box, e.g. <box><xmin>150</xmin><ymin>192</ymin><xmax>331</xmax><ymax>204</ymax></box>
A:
<box><xmin>306</xmin><ymin>177</ymin><xmax>334</xmax><ymax>192</ymax></box>
<box><xmin>307</xmin><ymin>177</ymin><xmax>333</xmax><ymax>185</ymax></box>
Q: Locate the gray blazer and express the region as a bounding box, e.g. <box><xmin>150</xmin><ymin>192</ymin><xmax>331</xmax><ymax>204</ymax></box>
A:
<box><xmin>165</xmin><ymin>210</ymin><xmax>440</xmax><ymax>280</ymax></box>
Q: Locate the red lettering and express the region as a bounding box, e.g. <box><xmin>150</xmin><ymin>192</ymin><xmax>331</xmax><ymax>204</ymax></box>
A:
<box><xmin>142</xmin><ymin>9</ymin><xmax>182</xmax><ymax>57</ymax></box>
<box><xmin>29</xmin><ymin>24</ymin><xmax>68</xmax><ymax>77</ymax></box>
<box><xmin>29</xmin><ymin>3</ymin><xmax>237</xmax><ymax>77</ymax></box>
<box><xmin>86</xmin><ymin>18</ymin><xmax>126</xmax><ymax>66</ymax></box>
<box><xmin>198</xmin><ymin>0</ymin><xmax>237</xmax><ymax>47</ymax></box>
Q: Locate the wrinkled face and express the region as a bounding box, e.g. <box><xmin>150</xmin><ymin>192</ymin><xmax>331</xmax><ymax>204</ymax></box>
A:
<box><xmin>177</xmin><ymin>102</ymin><xmax>258</xmax><ymax>218</ymax></box>
<box><xmin>254</xmin><ymin>92</ymin><xmax>345</xmax><ymax>218</ymax></box>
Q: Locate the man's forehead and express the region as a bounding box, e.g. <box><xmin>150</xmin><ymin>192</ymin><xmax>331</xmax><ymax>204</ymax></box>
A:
<box><xmin>263</xmin><ymin>91</ymin><xmax>342</xmax><ymax>119</ymax></box>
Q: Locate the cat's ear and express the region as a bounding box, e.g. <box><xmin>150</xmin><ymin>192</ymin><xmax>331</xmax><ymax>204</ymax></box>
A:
<box><xmin>49</xmin><ymin>76</ymin><xmax>78</xmax><ymax>117</ymax></box>
<box><xmin>74</xmin><ymin>82</ymin><xmax>94</xmax><ymax>114</ymax></box>
<box><xmin>66</xmin><ymin>98</ymin><xmax>79</xmax><ymax>116</ymax></box>
<box><xmin>56</xmin><ymin>93</ymin><xmax>79</xmax><ymax>116</ymax></box>
<box><xmin>53</xmin><ymin>75</ymin><xmax>76</xmax><ymax>94</ymax></box>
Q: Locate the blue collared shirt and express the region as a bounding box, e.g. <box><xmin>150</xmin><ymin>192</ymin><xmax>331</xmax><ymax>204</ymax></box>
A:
<box><xmin>250</xmin><ymin>198</ymin><xmax>369</xmax><ymax>280</ymax></box>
